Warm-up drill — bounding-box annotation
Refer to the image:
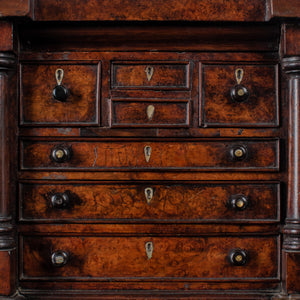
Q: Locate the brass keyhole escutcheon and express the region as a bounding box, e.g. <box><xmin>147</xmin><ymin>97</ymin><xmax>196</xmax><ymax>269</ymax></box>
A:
<box><xmin>145</xmin><ymin>66</ymin><xmax>154</xmax><ymax>81</ymax></box>
<box><xmin>144</xmin><ymin>187</ymin><xmax>154</xmax><ymax>205</ymax></box>
<box><xmin>145</xmin><ymin>241</ymin><xmax>153</xmax><ymax>260</ymax></box>
<box><xmin>235</xmin><ymin>68</ymin><xmax>244</xmax><ymax>85</ymax></box>
<box><xmin>55</xmin><ymin>68</ymin><xmax>64</xmax><ymax>86</ymax></box>
<box><xmin>146</xmin><ymin>105</ymin><xmax>155</xmax><ymax>121</ymax></box>
<box><xmin>144</xmin><ymin>145</ymin><xmax>152</xmax><ymax>162</ymax></box>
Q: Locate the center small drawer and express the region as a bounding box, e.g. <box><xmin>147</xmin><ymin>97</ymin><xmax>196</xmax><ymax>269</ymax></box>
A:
<box><xmin>111</xmin><ymin>99</ymin><xmax>189</xmax><ymax>127</ymax></box>
<box><xmin>20</xmin><ymin>139</ymin><xmax>279</xmax><ymax>171</ymax></box>
<box><xmin>111</xmin><ymin>62</ymin><xmax>190</xmax><ymax>90</ymax></box>
<box><xmin>20</xmin><ymin>235</ymin><xmax>279</xmax><ymax>281</ymax></box>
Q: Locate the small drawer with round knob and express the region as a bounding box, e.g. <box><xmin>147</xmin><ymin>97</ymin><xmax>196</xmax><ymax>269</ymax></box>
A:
<box><xmin>202</xmin><ymin>64</ymin><xmax>278</xmax><ymax>127</ymax></box>
<box><xmin>20</xmin><ymin>63</ymin><xmax>99</xmax><ymax>126</ymax></box>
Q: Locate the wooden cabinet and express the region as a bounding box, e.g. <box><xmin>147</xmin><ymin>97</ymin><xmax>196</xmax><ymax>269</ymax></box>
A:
<box><xmin>0</xmin><ymin>1</ymin><xmax>299</xmax><ymax>299</ymax></box>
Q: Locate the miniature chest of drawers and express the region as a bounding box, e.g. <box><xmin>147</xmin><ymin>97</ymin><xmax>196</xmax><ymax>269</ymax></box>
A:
<box><xmin>0</xmin><ymin>1</ymin><xmax>299</xmax><ymax>299</ymax></box>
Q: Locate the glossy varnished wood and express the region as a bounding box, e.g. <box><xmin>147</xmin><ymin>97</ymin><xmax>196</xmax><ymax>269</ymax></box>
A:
<box><xmin>20</xmin><ymin>63</ymin><xmax>100</xmax><ymax>126</ymax></box>
<box><xmin>20</xmin><ymin>139</ymin><xmax>279</xmax><ymax>171</ymax></box>
<box><xmin>20</xmin><ymin>235</ymin><xmax>279</xmax><ymax>280</ymax></box>
<box><xmin>202</xmin><ymin>64</ymin><xmax>278</xmax><ymax>127</ymax></box>
<box><xmin>111</xmin><ymin>99</ymin><xmax>189</xmax><ymax>127</ymax></box>
<box><xmin>19</xmin><ymin>182</ymin><xmax>279</xmax><ymax>222</ymax></box>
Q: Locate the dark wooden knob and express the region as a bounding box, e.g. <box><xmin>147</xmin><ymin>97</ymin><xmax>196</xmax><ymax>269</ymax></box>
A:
<box><xmin>52</xmin><ymin>85</ymin><xmax>69</xmax><ymax>102</ymax></box>
<box><xmin>229</xmin><ymin>249</ymin><xmax>248</xmax><ymax>266</ymax></box>
<box><xmin>51</xmin><ymin>251</ymin><xmax>68</xmax><ymax>267</ymax></box>
<box><xmin>51</xmin><ymin>193</ymin><xmax>70</xmax><ymax>209</ymax></box>
<box><xmin>230</xmin><ymin>146</ymin><xmax>247</xmax><ymax>160</ymax></box>
<box><xmin>228</xmin><ymin>195</ymin><xmax>249</xmax><ymax>211</ymax></box>
<box><xmin>51</xmin><ymin>146</ymin><xmax>72</xmax><ymax>163</ymax></box>
<box><xmin>230</xmin><ymin>84</ymin><xmax>249</xmax><ymax>102</ymax></box>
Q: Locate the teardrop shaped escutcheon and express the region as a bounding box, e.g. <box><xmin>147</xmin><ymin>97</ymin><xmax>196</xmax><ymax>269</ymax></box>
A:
<box><xmin>144</xmin><ymin>145</ymin><xmax>152</xmax><ymax>163</ymax></box>
<box><xmin>144</xmin><ymin>187</ymin><xmax>154</xmax><ymax>205</ymax></box>
<box><xmin>145</xmin><ymin>241</ymin><xmax>154</xmax><ymax>260</ymax></box>
<box><xmin>146</xmin><ymin>105</ymin><xmax>155</xmax><ymax>121</ymax></box>
<box><xmin>145</xmin><ymin>66</ymin><xmax>154</xmax><ymax>81</ymax></box>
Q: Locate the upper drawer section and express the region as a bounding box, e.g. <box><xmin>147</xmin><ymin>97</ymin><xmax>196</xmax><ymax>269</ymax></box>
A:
<box><xmin>111</xmin><ymin>62</ymin><xmax>190</xmax><ymax>90</ymax></box>
<box><xmin>202</xmin><ymin>64</ymin><xmax>278</xmax><ymax>127</ymax></box>
<box><xmin>20</xmin><ymin>63</ymin><xmax>100</xmax><ymax>126</ymax></box>
<box><xmin>20</xmin><ymin>139</ymin><xmax>279</xmax><ymax>171</ymax></box>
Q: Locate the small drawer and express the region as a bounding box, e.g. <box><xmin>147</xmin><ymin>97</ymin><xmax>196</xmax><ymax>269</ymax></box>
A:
<box><xmin>20</xmin><ymin>63</ymin><xmax>100</xmax><ymax>126</ymax></box>
<box><xmin>111</xmin><ymin>62</ymin><xmax>190</xmax><ymax>90</ymax></box>
<box><xmin>20</xmin><ymin>139</ymin><xmax>279</xmax><ymax>171</ymax></box>
<box><xmin>202</xmin><ymin>64</ymin><xmax>278</xmax><ymax>127</ymax></box>
<box><xmin>19</xmin><ymin>182</ymin><xmax>280</xmax><ymax>222</ymax></box>
<box><xmin>20</xmin><ymin>235</ymin><xmax>279</xmax><ymax>280</ymax></box>
<box><xmin>111</xmin><ymin>99</ymin><xmax>189</xmax><ymax>127</ymax></box>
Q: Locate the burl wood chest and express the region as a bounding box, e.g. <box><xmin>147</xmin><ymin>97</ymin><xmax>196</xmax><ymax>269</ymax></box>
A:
<box><xmin>0</xmin><ymin>1</ymin><xmax>299</xmax><ymax>299</ymax></box>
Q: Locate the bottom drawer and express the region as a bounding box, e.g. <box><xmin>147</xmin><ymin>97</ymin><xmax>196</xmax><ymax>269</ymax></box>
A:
<box><xmin>20</xmin><ymin>236</ymin><xmax>279</xmax><ymax>280</ymax></box>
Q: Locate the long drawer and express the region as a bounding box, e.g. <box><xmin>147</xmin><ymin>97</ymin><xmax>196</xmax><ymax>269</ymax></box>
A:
<box><xmin>20</xmin><ymin>235</ymin><xmax>279</xmax><ymax>280</ymax></box>
<box><xmin>19</xmin><ymin>182</ymin><xmax>280</xmax><ymax>222</ymax></box>
<box><xmin>20</xmin><ymin>139</ymin><xmax>279</xmax><ymax>171</ymax></box>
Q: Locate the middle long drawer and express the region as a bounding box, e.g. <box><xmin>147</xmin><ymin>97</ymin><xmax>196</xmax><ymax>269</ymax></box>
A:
<box><xmin>19</xmin><ymin>182</ymin><xmax>279</xmax><ymax>222</ymax></box>
<box><xmin>20</xmin><ymin>139</ymin><xmax>279</xmax><ymax>171</ymax></box>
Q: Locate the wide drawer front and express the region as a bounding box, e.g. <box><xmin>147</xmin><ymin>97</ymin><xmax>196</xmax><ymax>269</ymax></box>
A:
<box><xmin>21</xmin><ymin>236</ymin><xmax>279</xmax><ymax>280</ymax></box>
<box><xmin>111</xmin><ymin>99</ymin><xmax>189</xmax><ymax>127</ymax></box>
<box><xmin>21</xmin><ymin>140</ymin><xmax>279</xmax><ymax>171</ymax></box>
<box><xmin>19</xmin><ymin>182</ymin><xmax>279</xmax><ymax>222</ymax></box>
<box><xmin>111</xmin><ymin>62</ymin><xmax>190</xmax><ymax>90</ymax></box>
<box><xmin>202</xmin><ymin>64</ymin><xmax>278</xmax><ymax>127</ymax></box>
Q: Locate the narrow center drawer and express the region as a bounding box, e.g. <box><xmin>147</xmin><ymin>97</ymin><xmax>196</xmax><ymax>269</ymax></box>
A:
<box><xmin>111</xmin><ymin>62</ymin><xmax>190</xmax><ymax>90</ymax></box>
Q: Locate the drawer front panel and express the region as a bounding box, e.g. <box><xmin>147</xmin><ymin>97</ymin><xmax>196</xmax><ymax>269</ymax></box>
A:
<box><xmin>20</xmin><ymin>183</ymin><xmax>279</xmax><ymax>222</ymax></box>
<box><xmin>202</xmin><ymin>64</ymin><xmax>278</xmax><ymax>127</ymax></box>
<box><xmin>111</xmin><ymin>100</ymin><xmax>189</xmax><ymax>127</ymax></box>
<box><xmin>21</xmin><ymin>236</ymin><xmax>279</xmax><ymax>280</ymax></box>
<box><xmin>21</xmin><ymin>140</ymin><xmax>279</xmax><ymax>171</ymax></box>
<box><xmin>111</xmin><ymin>62</ymin><xmax>190</xmax><ymax>90</ymax></box>
<box><xmin>20</xmin><ymin>63</ymin><xmax>99</xmax><ymax>125</ymax></box>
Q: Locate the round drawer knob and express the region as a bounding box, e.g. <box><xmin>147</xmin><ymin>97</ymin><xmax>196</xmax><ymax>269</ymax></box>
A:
<box><xmin>51</xmin><ymin>193</ymin><xmax>70</xmax><ymax>209</ymax></box>
<box><xmin>229</xmin><ymin>249</ymin><xmax>248</xmax><ymax>266</ymax></box>
<box><xmin>51</xmin><ymin>147</ymin><xmax>72</xmax><ymax>163</ymax></box>
<box><xmin>230</xmin><ymin>84</ymin><xmax>249</xmax><ymax>102</ymax></box>
<box><xmin>51</xmin><ymin>250</ymin><xmax>68</xmax><ymax>267</ymax></box>
<box><xmin>52</xmin><ymin>85</ymin><xmax>69</xmax><ymax>102</ymax></box>
<box><xmin>231</xmin><ymin>146</ymin><xmax>247</xmax><ymax>160</ymax></box>
<box><xmin>228</xmin><ymin>195</ymin><xmax>249</xmax><ymax>211</ymax></box>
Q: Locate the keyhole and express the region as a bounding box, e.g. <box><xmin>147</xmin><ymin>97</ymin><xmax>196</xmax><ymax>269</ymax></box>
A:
<box><xmin>145</xmin><ymin>66</ymin><xmax>154</xmax><ymax>81</ymax></box>
<box><xmin>144</xmin><ymin>145</ymin><xmax>152</xmax><ymax>162</ymax></box>
<box><xmin>55</xmin><ymin>68</ymin><xmax>64</xmax><ymax>86</ymax></box>
<box><xmin>145</xmin><ymin>241</ymin><xmax>153</xmax><ymax>259</ymax></box>
<box><xmin>235</xmin><ymin>68</ymin><xmax>244</xmax><ymax>85</ymax></box>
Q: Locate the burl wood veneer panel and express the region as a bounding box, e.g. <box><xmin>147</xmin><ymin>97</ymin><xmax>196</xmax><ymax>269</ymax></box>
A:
<box><xmin>21</xmin><ymin>236</ymin><xmax>279</xmax><ymax>280</ymax></box>
<box><xmin>20</xmin><ymin>139</ymin><xmax>279</xmax><ymax>171</ymax></box>
<box><xmin>20</xmin><ymin>63</ymin><xmax>100</xmax><ymax>126</ymax></box>
<box><xmin>19</xmin><ymin>182</ymin><xmax>279</xmax><ymax>222</ymax></box>
<box><xmin>202</xmin><ymin>64</ymin><xmax>278</xmax><ymax>127</ymax></box>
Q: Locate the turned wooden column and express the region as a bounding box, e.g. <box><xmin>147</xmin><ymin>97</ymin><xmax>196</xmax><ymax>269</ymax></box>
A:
<box><xmin>0</xmin><ymin>52</ymin><xmax>18</xmax><ymax>297</ymax></box>
<box><xmin>282</xmin><ymin>55</ymin><xmax>300</xmax><ymax>296</ymax></box>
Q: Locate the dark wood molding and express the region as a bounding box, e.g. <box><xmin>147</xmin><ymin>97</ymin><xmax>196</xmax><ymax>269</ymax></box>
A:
<box><xmin>0</xmin><ymin>52</ymin><xmax>17</xmax><ymax>297</ymax></box>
